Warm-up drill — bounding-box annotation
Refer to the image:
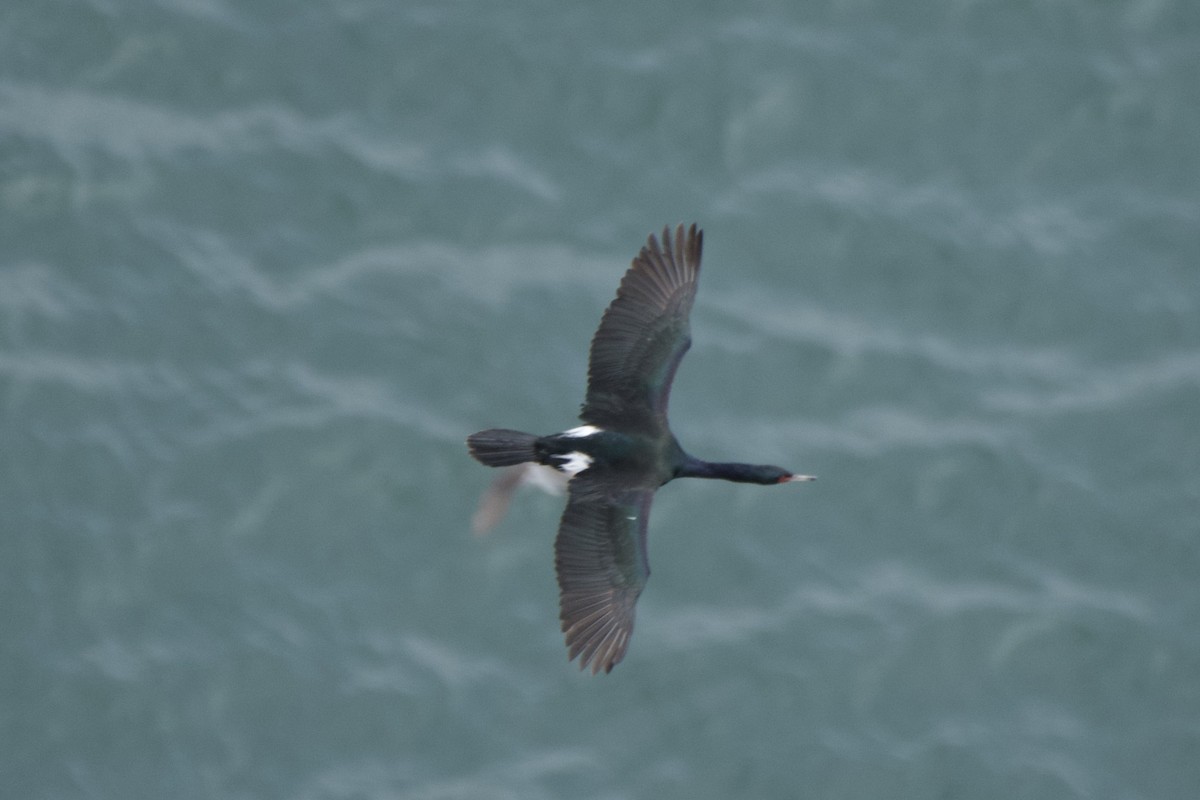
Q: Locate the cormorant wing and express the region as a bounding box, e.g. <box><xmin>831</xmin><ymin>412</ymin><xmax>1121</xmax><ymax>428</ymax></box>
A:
<box><xmin>580</xmin><ymin>224</ymin><xmax>702</xmax><ymax>434</ymax></box>
<box><xmin>554</xmin><ymin>477</ymin><xmax>654</xmax><ymax>674</ymax></box>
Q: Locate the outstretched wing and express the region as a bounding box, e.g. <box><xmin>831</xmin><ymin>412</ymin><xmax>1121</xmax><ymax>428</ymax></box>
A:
<box><xmin>554</xmin><ymin>478</ymin><xmax>654</xmax><ymax>674</ymax></box>
<box><xmin>580</xmin><ymin>224</ymin><xmax>702</xmax><ymax>434</ymax></box>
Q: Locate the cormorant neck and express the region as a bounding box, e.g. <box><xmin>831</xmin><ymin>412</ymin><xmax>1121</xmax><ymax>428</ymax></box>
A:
<box><xmin>677</xmin><ymin>455</ymin><xmax>790</xmax><ymax>485</ymax></box>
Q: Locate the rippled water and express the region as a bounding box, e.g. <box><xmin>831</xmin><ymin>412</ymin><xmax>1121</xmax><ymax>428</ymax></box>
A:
<box><xmin>4</xmin><ymin>1</ymin><xmax>1199</xmax><ymax>798</ymax></box>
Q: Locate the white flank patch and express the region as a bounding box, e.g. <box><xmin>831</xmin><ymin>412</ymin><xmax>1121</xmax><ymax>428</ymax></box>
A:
<box><xmin>554</xmin><ymin>451</ymin><xmax>593</xmax><ymax>476</ymax></box>
<box><xmin>562</xmin><ymin>425</ymin><xmax>602</xmax><ymax>438</ymax></box>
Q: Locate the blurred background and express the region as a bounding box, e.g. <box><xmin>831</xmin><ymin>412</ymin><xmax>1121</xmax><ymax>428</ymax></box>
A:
<box><xmin>3</xmin><ymin>1</ymin><xmax>1199</xmax><ymax>798</ymax></box>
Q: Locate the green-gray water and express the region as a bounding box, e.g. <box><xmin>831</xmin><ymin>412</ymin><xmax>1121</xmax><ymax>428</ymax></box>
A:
<box><xmin>4</xmin><ymin>2</ymin><xmax>1199</xmax><ymax>798</ymax></box>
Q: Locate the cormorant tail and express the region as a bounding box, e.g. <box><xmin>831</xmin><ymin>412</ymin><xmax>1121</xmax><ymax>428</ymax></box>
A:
<box><xmin>466</xmin><ymin>429</ymin><xmax>539</xmax><ymax>467</ymax></box>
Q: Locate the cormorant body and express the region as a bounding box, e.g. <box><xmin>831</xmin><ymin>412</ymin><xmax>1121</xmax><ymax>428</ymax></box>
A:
<box><xmin>467</xmin><ymin>224</ymin><xmax>814</xmax><ymax>674</ymax></box>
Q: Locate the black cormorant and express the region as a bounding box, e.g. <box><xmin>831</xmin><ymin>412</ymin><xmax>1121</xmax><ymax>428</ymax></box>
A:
<box><xmin>467</xmin><ymin>224</ymin><xmax>814</xmax><ymax>674</ymax></box>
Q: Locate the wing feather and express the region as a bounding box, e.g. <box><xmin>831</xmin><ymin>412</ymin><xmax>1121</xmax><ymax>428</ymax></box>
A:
<box><xmin>580</xmin><ymin>224</ymin><xmax>702</xmax><ymax>433</ymax></box>
<box><xmin>554</xmin><ymin>479</ymin><xmax>654</xmax><ymax>674</ymax></box>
